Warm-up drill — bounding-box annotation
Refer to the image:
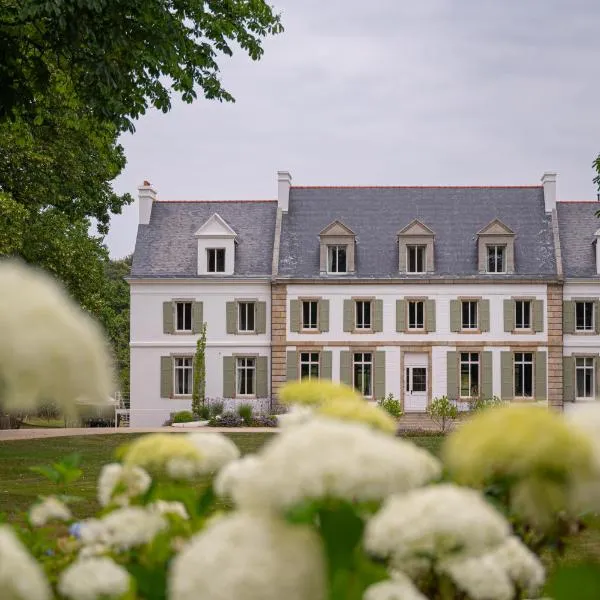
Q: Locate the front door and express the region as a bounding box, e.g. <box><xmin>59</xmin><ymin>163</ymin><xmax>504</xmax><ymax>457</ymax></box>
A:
<box><xmin>404</xmin><ymin>364</ymin><xmax>428</xmax><ymax>412</ymax></box>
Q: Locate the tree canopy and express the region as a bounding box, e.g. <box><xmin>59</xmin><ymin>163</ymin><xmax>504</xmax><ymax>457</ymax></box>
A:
<box><xmin>1</xmin><ymin>0</ymin><xmax>283</xmax><ymax>131</ymax></box>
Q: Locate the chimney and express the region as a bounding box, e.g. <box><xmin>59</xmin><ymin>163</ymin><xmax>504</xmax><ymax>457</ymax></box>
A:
<box><xmin>277</xmin><ymin>170</ymin><xmax>292</xmax><ymax>212</ymax></box>
<box><xmin>138</xmin><ymin>180</ymin><xmax>157</xmax><ymax>225</ymax></box>
<box><xmin>541</xmin><ymin>172</ymin><xmax>557</xmax><ymax>213</ymax></box>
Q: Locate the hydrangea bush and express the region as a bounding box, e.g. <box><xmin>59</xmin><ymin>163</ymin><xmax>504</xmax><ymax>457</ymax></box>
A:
<box><xmin>2</xmin><ymin>262</ymin><xmax>600</xmax><ymax>600</ymax></box>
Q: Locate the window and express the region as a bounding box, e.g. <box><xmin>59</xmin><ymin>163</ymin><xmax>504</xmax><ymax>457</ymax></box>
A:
<box><xmin>236</xmin><ymin>357</ymin><xmax>256</xmax><ymax>396</ymax></box>
<box><xmin>576</xmin><ymin>301</ymin><xmax>594</xmax><ymax>331</ymax></box>
<box><xmin>302</xmin><ymin>301</ymin><xmax>318</xmax><ymax>330</ymax></box>
<box><xmin>515</xmin><ymin>300</ymin><xmax>531</xmax><ymax>330</ymax></box>
<box><xmin>487</xmin><ymin>245</ymin><xmax>505</xmax><ymax>273</ymax></box>
<box><xmin>207</xmin><ymin>248</ymin><xmax>226</xmax><ymax>273</ymax></box>
<box><xmin>576</xmin><ymin>357</ymin><xmax>595</xmax><ymax>399</ymax></box>
<box><xmin>460</xmin><ymin>352</ymin><xmax>479</xmax><ymax>398</ymax></box>
<box><xmin>328</xmin><ymin>245</ymin><xmax>347</xmax><ymax>273</ymax></box>
<box><xmin>238</xmin><ymin>302</ymin><xmax>255</xmax><ymax>333</ymax></box>
<box><xmin>174</xmin><ymin>357</ymin><xmax>193</xmax><ymax>395</ymax></box>
<box><xmin>407</xmin><ymin>245</ymin><xmax>426</xmax><ymax>273</ymax></box>
<box><xmin>514</xmin><ymin>352</ymin><xmax>534</xmax><ymax>397</ymax></box>
<box><xmin>300</xmin><ymin>352</ymin><xmax>320</xmax><ymax>379</ymax></box>
<box><xmin>355</xmin><ymin>300</ymin><xmax>372</xmax><ymax>330</ymax></box>
<box><xmin>353</xmin><ymin>352</ymin><xmax>373</xmax><ymax>397</ymax></box>
<box><xmin>461</xmin><ymin>300</ymin><xmax>478</xmax><ymax>330</ymax></box>
<box><xmin>408</xmin><ymin>300</ymin><xmax>425</xmax><ymax>330</ymax></box>
<box><xmin>175</xmin><ymin>302</ymin><xmax>192</xmax><ymax>332</ymax></box>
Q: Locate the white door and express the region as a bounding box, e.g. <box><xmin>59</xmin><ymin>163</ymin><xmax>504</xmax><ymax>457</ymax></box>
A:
<box><xmin>404</xmin><ymin>353</ymin><xmax>428</xmax><ymax>412</ymax></box>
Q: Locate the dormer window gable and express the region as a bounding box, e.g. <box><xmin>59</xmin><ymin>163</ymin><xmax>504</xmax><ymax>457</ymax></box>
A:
<box><xmin>397</xmin><ymin>219</ymin><xmax>435</xmax><ymax>274</ymax></box>
<box><xmin>319</xmin><ymin>220</ymin><xmax>356</xmax><ymax>274</ymax></box>
<box><xmin>194</xmin><ymin>213</ymin><xmax>237</xmax><ymax>275</ymax></box>
<box><xmin>477</xmin><ymin>218</ymin><xmax>515</xmax><ymax>274</ymax></box>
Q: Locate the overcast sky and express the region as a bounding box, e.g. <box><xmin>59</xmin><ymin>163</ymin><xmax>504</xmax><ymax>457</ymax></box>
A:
<box><xmin>106</xmin><ymin>0</ymin><xmax>600</xmax><ymax>258</ymax></box>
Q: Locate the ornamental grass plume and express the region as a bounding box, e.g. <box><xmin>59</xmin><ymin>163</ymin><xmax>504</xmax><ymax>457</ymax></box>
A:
<box><xmin>0</xmin><ymin>261</ymin><xmax>113</xmax><ymax>415</ymax></box>
<box><xmin>168</xmin><ymin>512</ymin><xmax>326</xmax><ymax>600</ymax></box>
<box><xmin>58</xmin><ymin>557</ymin><xmax>132</xmax><ymax>600</ymax></box>
<box><xmin>215</xmin><ymin>418</ymin><xmax>441</xmax><ymax>512</ymax></box>
<box><xmin>279</xmin><ymin>379</ymin><xmax>362</xmax><ymax>406</ymax></box>
<box><xmin>0</xmin><ymin>525</ymin><xmax>52</xmax><ymax>600</ymax></box>
<box><xmin>316</xmin><ymin>397</ymin><xmax>396</xmax><ymax>434</ymax></box>
<box><xmin>29</xmin><ymin>496</ymin><xmax>72</xmax><ymax>527</ymax></box>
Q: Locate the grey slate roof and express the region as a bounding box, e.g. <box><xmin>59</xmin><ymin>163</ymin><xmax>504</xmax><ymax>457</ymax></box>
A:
<box><xmin>278</xmin><ymin>186</ymin><xmax>557</xmax><ymax>279</ymax></box>
<box><xmin>556</xmin><ymin>201</ymin><xmax>600</xmax><ymax>278</ymax></box>
<box><xmin>131</xmin><ymin>201</ymin><xmax>277</xmax><ymax>278</ymax></box>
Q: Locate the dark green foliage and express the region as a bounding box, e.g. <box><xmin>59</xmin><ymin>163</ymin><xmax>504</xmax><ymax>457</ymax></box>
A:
<box><xmin>376</xmin><ymin>393</ymin><xmax>403</xmax><ymax>418</ymax></box>
<box><xmin>192</xmin><ymin>324</ymin><xmax>207</xmax><ymax>417</ymax></box>
<box><xmin>208</xmin><ymin>412</ymin><xmax>243</xmax><ymax>427</ymax></box>
<box><xmin>237</xmin><ymin>403</ymin><xmax>254</xmax><ymax>425</ymax></box>
<box><xmin>172</xmin><ymin>411</ymin><xmax>195</xmax><ymax>424</ymax></box>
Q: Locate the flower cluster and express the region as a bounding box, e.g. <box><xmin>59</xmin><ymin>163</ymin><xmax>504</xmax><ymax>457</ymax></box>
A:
<box><xmin>58</xmin><ymin>557</ymin><xmax>131</xmax><ymax>600</ymax></box>
<box><xmin>29</xmin><ymin>496</ymin><xmax>72</xmax><ymax>527</ymax></box>
<box><xmin>97</xmin><ymin>463</ymin><xmax>152</xmax><ymax>507</ymax></box>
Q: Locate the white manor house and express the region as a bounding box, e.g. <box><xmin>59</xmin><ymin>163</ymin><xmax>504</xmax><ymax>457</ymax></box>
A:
<box><xmin>128</xmin><ymin>171</ymin><xmax>600</xmax><ymax>426</ymax></box>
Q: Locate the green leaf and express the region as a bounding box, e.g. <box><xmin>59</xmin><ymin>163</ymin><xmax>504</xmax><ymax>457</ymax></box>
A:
<box><xmin>546</xmin><ymin>564</ymin><xmax>600</xmax><ymax>600</ymax></box>
<box><xmin>29</xmin><ymin>465</ymin><xmax>61</xmax><ymax>484</ymax></box>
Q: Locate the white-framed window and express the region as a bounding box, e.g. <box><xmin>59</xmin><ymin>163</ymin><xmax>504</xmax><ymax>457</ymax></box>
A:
<box><xmin>460</xmin><ymin>352</ymin><xmax>479</xmax><ymax>398</ymax></box>
<box><xmin>576</xmin><ymin>357</ymin><xmax>595</xmax><ymax>399</ymax></box>
<box><xmin>328</xmin><ymin>245</ymin><xmax>347</xmax><ymax>273</ymax></box>
<box><xmin>353</xmin><ymin>352</ymin><xmax>373</xmax><ymax>397</ymax></box>
<box><xmin>461</xmin><ymin>300</ymin><xmax>478</xmax><ymax>330</ymax></box>
<box><xmin>238</xmin><ymin>302</ymin><xmax>255</xmax><ymax>332</ymax></box>
<box><xmin>300</xmin><ymin>352</ymin><xmax>320</xmax><ymax>379</ymax></box>
<box><xmin>407</xmin><ymin>245</ymin><xmax>426</xmax><ymax>273</ymax></box>
<box><xmin>514</xmin><ymin>352</ymin><xmax>534</xmax><ymax>398</ymax></box>
<box><xmin>302</xmin><ymin>300</ymin><xmax>318</xmax><ymax>330</ymax></box>
<box><xmin>175</xmin><ymin>301</ymin><xmax>192</xmax><ymax>332</ymax></box>
<box><xmin>207</xmin><ymin>248</ymin><xmax>226</xmax><ymax>273</ymax></box>
<box><xmin>575</xmin><ymin>301</ymin><xmax>594</xmax><ymax>331</ymax></box>
<box><xmin>487</xmin><ymin>245</ymin><xmax>506</xmax><ymax>273</ymax></box>
<box><xmin>174</xmin><ymin>357</ymin><xmax>193</xmax><ymax>395</ymax></box>
<box><xmin>515</xmin><ymin>300</ymin><xmax>531</xmax><ymax>330</ymax></box>
<box><xmin>236</xmin><ymin>357</ymin><xmax>256</xmax><ymax>396</ymax></box>
<box><xmin>408</xmin><ymin>300</ymin><xmax>425</xmax><ymax>330</ymax></box>
<box><xmin>355</xmin><ymin>300</ymin><xmax>372</xmax><ymax>330</ymax></box>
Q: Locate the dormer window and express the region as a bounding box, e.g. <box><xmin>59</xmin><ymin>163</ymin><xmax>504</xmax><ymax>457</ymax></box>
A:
<box><xmin>486</xmin><ymin>245</ymin><xmax>506</xmax><ymax>273</ymax></box>
<box><xmin>407</xmin><ymin>245</ymin><xmax>426</xmax><ymax>273</ymax></box>
<box><xmin>477</xmin><ymin>219</ymin><xmax>515</xmax><ymax>274</ymax></box>
<box><xmin>328</xmin><ymin>245</ymin><xmax>347</xmax><ymax>273</ymax></box>
<box><xmin>319</xmin><ymin>221</ymin><xmax>356</xmax><ymax>274</ymax></box>
<box><xmin>194</xmin><ymin>213</ymin><xmax>237</xmax><ymax>276</ymax></box>
<box><xmin>207</xmin><ymin>248</ymin><xmax>225</xmax><ymax>273</ymax></box>
<box><xmin>397</xmin><ymin>220</ymin><xmax>435</xmax><ymax>274</ymax></box>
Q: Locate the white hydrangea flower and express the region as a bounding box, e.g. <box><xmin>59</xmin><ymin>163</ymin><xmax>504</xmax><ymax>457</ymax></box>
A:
<box><xmin>276</xmin><ymin>405</ymin><xmax>314</xmax><ymax>429</ymax></box>
<box><xmin>0</xmin><ymin>261</ymin><xmax>113</xmax><ymax>414</ymax></box>
<box><xmin>488</xmin><ymin>537</ymin><xmax>545</xmax><ymax>595</ymax></box>
<box><xmin>78</xmin><ymin>544</ymin><xmax>109</xmax><ymax>560</ymax></box>
<box><xmin>148</xmin><ymin>500</ymin><xmax>189</xmax><ymax>520</ymax></box>
<box><xmin>214</xmin><ymin>455</ymin><xmax>263</xmax><ymax>499</ymax></box>
<box><xmin>186</xmin><ymin>433</ymin><xmax>241</xmax><ymax>474</ymax></box>
<box><xmin>97</xmin><ymin>463</ymin><xmax>152</xmax><ymax>507</ymax></box>
<box><xmin>363</xmin><ymin>573</ymin><xmax>429</xmax><ymax>600</ymax></box>
<box><xmin>0</xmin><ymin>525</ymin><xmax>52</xmax><ymax>600</ymax></box>
<box><xmin>166</xmin><ymin>457</ymin><xmax>199</xmax><ymax>480</ymax></box>
<box><xmin>29</xmin><ymin>496</ymin><xmax>72</xmax><ymax>527</ymax></box>
<box><xmin>79</xmin><ymin>507</ymin><xmax>167</xmax><ymax>551</ymax></box>
<box><xmin>58</xmin><ymin>557</ymin><xmax>131</xmax><ymax>600</ymax></box>
<box><xmin>365</xmin><ymin>484</ymin><xmax>510</xmax><ymax>572</ymax></box>
<box><xmin>438</xmin><ymin>554</ymin><xmax>514</xmax><ymax>600</ymax></box>
<box><xmin>168</xmin><ymin>512</ymin><xmax>326</xmax><ymax>600</ymax></box>
<box><xmin>215</xmin><ymin>418</ymin><xmax>441</xmax><ymax>511</ymax></box>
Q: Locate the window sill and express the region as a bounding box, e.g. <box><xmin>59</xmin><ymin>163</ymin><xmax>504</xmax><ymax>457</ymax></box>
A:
<box><xmin>352</xmin><ymin>329</ymin><xmax>374</xmax><ymax>334</ymax></box>
<box><xmin>458</xmin><ymin>329</ymin><xmax>481</xmax><ymax>334</ymax></box>
<box><xmin>511</xmin><ymin>397</ymin><xmax>537</xmax><ymax>402</ymax></box>
<box><xmin>235</xmin><ymin>395</ymin><xmax>257</xmax><ymax>400</ymax></box>
<box><xmin>572</xmin><ymin>331</ymin><xmax>598</xmax><ymax>335</ymax></box>
<box><xmin>171</xmin><ymin>330</ymin><xmax>194</xmax><ymax>335</ymax></box>
<box><xmin>172</xmin><ymin>395</ymin><xmax>192</xmax><ymax>399</ymax></box>
<box><xmin>405</xmin><ymin>328</ymin><xmax>427</xmax><ymax>334</ymax></box>
<box><xmin>236</xmin><ymin>330</ymin><xmax>258</xmax><ymax>335</ymax></box>
<box><xmin>299</xmin><ymin>328</ymin><xmax>321</xmax><ymax>334</ymax></box>
<box><xmin>511</xmin><ymin>328</ymin><xmax>534</xmax><ymax>334</ymax></box>
<box><xmin>575</xmin><ymin>397</ymin><xmax>597</xmax><ymax>402</ymax></box>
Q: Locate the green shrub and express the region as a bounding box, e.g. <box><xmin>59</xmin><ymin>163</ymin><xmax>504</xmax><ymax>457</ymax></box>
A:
<box><xmin>426</xmin><ymin>396</ymin><xmax>458</xmax><ymax>433</ymax></box>
<box><xmin>172</xmin><ymin>410</ymin><xmax>195</xmax><ymax>423</ymax></box>
<box><xmin>377</xmin><ymin>393</ymin><xmax>403</xmax><ymax>418</ymax></box>
<box><xmin>237</xmin><ymin>403</ymin><xmax>254</xmax><ymax>425</ymax></box>
<box><xmin>197</xmin><ymin>404</ymin><xmax>211</xmax><ymax>420</ymax></box>
<box><xmin>208</xmin><ymin>401</ymin><xmax>224</xmax><ymax>418</ymax></box>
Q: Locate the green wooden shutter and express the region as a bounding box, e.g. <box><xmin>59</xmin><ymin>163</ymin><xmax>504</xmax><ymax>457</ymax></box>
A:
<box><xmin>373</xmin><ymin>351</ymin><xmax>386</xmax><ymax>399</ymax></box>
<box><xmin>343</xmin><ymin>300</ymin><xmax>354</xmax><ymax>332</ymax></box>
<box><xmin>226</xmin><ymin>302</ymin><xmax>237</xmax><ymax>334</ymax></box>
<box><xmin>160</xmin><ymin>356</ymin><xmax>172</xmax><ymax>398</ymax></box>
<box><xmin>320</xmin><ymin>351</ymin><xmax>332</xmax><ymax>380</ymax></box>
<box><xmin>563</xmin><ymin>301</ymin><xmax>575</xmax><ymax>334</ymax></box>
<box><xmin>396</xmin><ymin>300</ymin><xmax>406</xmax><ymax>332</ymax></box>
<box><xmin>481</xmin><ymin>351</ymin><xmax>493</xmax><ymax>399</ymax></box>
<box><xmin>290</xmin><ymin>300</ymin><xmax>300</xmax><ymax>333</ymax></box>
<box><xmin>446</xmin><ymin>351</ymin><xmax>459</xmax><ymax>400</ymax></box>
<box><xmin>340</xmin><ymin>351</ymin><xmax>353</xmax><ymax>386</ymax></box>
<box><xmin>373</xmin><ymin>300</ymin><xmax>383</xmax><ymax>332</ymax></box>
<box><xmin>286</xmin><ymin>351</ymin><xmax>298</xmax><ymax>381</ymax></box>
<box><xmin>426</xmin><ymin>299</ymin><xmax>436</xmax><ymax>332</ymax></box>
<box><xmin>223</xmin><ymin>357</ymin><xmax>235</xmax><ymax>398</ymax></box>
<box><xmin>192</xmin><ymin>301</ymin><xmax>204</xmax><ymax>334</ymax></box>
<box><xmin>535</xmin><ymin>351</ymin><xmax>547</xmax><ymax>400</ymax></box>
<box><xmin>532</xmin><ymin>300</ymin><xmax>544</xmax><ymax>332</ymax></box>
<box><xmin>595</xmin><ymin>302</ymin><xmax>600</xmax><ymax>334</ymax></box>
<box><xmin>501</xmin><ymin>352</ymin><xmax>513</xmax><ymax>400</ymax></box>
<box><xmin>479</xmin><ymin>299</ymin><xmax>490</xmax><ymax>332</ymax></box>
<box><xmin>256</xmin><ymin>356</ymin><xmax>268</xmax><ymax>397</ymax></box>
<box><xmin>319</xmin><ymin>299</ymin><xmax>330</xmax><ymax>332</ymax></box>
<box><xmin>163</xmin><ymin>302</ymin><xmax>174</xmax><ymax>334</ymax></box>
<box><xmin>450</xmin><ymin>300</ymin><xmax>461</xmax><ymax>332</ymax></box>
<box><xmin>255</xmin><ymin>302</ymin><xmax>267</xmax><ymax>334</ymax></box>
<box><xmin>503</xmin><ymin>299</ymin><xmax>514</xmax><ymax>332</ymax></box>
<box><xmin>563</xmin><ymin>356</ymin><xmax>575</xmax><ymax>402</ymax></box>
